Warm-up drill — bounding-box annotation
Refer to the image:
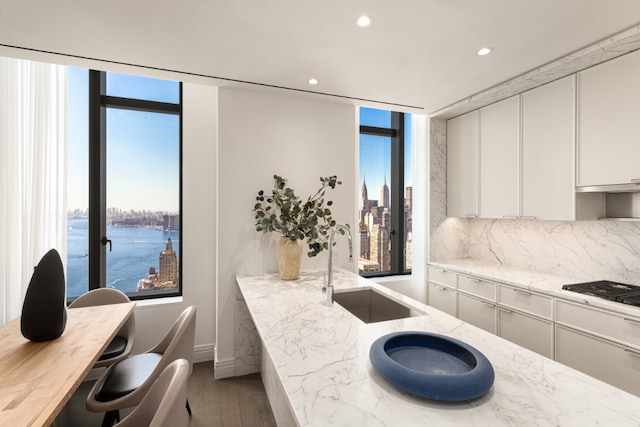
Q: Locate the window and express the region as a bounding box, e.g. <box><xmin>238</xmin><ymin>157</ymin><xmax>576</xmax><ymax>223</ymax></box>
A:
<box><xmin>358</xmin><ymin>107</ymin><xmax>412</xmax><ymax>276</ymax></box>
<box><xmin>67</xmin><ymin>69</ymin><xmax>182</xmax><ymax>300</ymax></box>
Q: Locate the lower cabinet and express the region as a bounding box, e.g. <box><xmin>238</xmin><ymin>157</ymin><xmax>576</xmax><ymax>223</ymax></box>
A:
<box><xmin>427</xmin><ymin>265</ymin><xmax>640</xmax><ymax>398</ymax></box>
<box><xmin>427</xmin><ymin>282</ymin><xmax>456</xmax><ymax>316</ymax></box>
<box><xmin>498</xmin><ymin>306</ymin><xmax>553</xmax><ymax>358</ymax></box>
<box><xmin>457</xmin><ymin>293</ymin><xmax>496</xmax><ymax>334</ymax></box>
<box><xmin>556</xmin><ymin>325</ymin><xmax>640</xmax><ymax>396</ymax></box>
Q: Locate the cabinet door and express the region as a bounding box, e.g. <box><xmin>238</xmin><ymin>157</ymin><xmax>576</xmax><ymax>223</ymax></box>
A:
<box><xmin>479</xmin><ymin>96</ymin><xmax>519</xmax><ymax>218</ymax></box>
<box><xmin>447</xmin><ymin>111</ymin><xmax>479</xmax><ymax>218</ymax></box>
<box><xmin>499</xmin><ymin>285</ymin><xmax>552</xmax><ymax>320</ymax></box>
<box><xmin>556</xmin><ymin>325</ymin><xmax>640</xmax><ymax>397</ymax></box>
<box><xmin>577</xmin><ymin>49</ymin><xmax>640</xmax><ymax>186</ymax></box>
<box><xmin>498</xmin><ymin>307</ymin><xmax>553</xmax><ymax>358</ymax></box>
<box><xmin>427</xmin><ymin>282</ymin><xmax>456</xmax><ymax>316</ymax></box>
<box><xmin>458</xmin><ymin>293</ymin><xmax>496</xmax><ymax>334</ymax></box>
<box><xmin>521</xmin><ymin>76</ymin><xmax>575</xmax><ymax>220</ymax></box>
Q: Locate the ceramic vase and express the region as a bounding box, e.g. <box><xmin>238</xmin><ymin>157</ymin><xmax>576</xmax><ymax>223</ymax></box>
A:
<box><xmin>278</xmin><ymin>237</ymin><xmax>303</xmax><ymax>280</ymax></box>
<box><xmin>20</xmin><ymin>248</ymin><xmax>67</xmax><ymax>342</ymax></box>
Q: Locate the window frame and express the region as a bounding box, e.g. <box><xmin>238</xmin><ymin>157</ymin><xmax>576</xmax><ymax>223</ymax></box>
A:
<box><xmin>87</xmin><ymin>70</ymin><xmax>183</xmax><ymax>300</ymax></box>
<box><xmin>359</xmin><ymin>109</ymin><xmax>410</xmax><ymax>278</ymax></box>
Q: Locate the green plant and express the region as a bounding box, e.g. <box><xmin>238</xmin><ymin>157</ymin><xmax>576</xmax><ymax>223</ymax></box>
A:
<box><xmin>253</xmin><ymin>175</ymin><xmax>342</xmax><ymax>257</ymax></box>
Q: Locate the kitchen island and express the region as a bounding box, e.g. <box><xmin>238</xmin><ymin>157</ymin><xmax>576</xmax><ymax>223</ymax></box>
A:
<box><xmin>236</xmin><ymin>269</ymin><xmax>640</xmax><ymax>426</ymax></box>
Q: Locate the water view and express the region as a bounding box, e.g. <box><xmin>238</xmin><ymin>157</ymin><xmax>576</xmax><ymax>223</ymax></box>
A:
<box><xmin>67</xmin><ymin>219</ymin><xmax>180</xmax><ymax>298</ymax></box>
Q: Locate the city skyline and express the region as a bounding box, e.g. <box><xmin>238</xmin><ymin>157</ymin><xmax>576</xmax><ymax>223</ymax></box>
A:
<box><xmin>358</xmin><ymin>107</ymin><xmax>412</xmax><ymax>206</ymax></box>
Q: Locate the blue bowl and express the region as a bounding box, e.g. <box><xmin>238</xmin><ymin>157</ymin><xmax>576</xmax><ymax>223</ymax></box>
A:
<box><xmin>370</xmin><ymin>331</ymin><xmax>494</xmax><ymax>401</ymax></box>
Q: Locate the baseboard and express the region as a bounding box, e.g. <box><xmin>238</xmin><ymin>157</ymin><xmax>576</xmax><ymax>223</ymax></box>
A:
<box><xmin>193</xmin><ymin>344</ymin><xmax>215</xmax><ymax>363</ymax></box>
<box><xmin>214</xmin><ymin>357</ymin><xmax>237</xmax><ymax>379</ymax></box>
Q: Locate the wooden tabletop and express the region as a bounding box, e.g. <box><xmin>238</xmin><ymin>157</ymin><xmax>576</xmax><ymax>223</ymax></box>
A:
<box><xmin>0</xmin><ymin>302</ymin><xmax>135</xmax><ymax>427</ymax></box>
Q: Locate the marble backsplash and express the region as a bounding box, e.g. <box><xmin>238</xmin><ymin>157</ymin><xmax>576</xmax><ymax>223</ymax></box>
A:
<box><xmin>431</xmin><ymin>217</ymin><xmax>640</xmax><ymax>285</ymax></box>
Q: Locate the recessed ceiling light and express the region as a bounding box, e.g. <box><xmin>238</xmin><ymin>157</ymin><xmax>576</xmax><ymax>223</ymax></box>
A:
<box><xmin>308</xmin><ymin>78</ymin><xmax>319</xmax><ymax>85</ymax></box>
<box><xmin>477</xmin><ymin>47</ymin><xmax>493</xmax><ymax>56</ymax></box>
<box><xmin>357</xmin><ymin>16</ymin><xmax>373</xmax><ymax>27</ymax></box>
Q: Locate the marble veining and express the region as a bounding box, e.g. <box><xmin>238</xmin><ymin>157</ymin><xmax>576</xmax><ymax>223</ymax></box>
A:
<box><xmin>237</xmin><ymin>269</ymin><xmax>640</xmax><ymax>426</ymax></box>
<box><xmin>432</xmin><ymin>218</ymin><xmax>640</xmax><ymax>287</ymax></box>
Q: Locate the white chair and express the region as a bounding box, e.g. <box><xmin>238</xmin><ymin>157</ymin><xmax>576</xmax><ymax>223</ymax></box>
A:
<box><xmin>113</xmin><ymin>358</ymin><xmax>190</xmax><ymax>427</ymax></box>
<box><xmin>86</xmin><ymin>306</ymin><xmax>196</xmax><ymax>427</ymax></box>
<box><xmin>69</xmin><ymin>288</ymin><xmax>135</xmax><ymax>368</ymax></box>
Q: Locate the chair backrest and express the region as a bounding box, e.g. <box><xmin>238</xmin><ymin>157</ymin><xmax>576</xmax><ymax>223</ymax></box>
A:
<box><xmin>113</xmin><ymin>358</ymin><xmax>189</xmax><ymax>427</ymax></box>
<box><xmin>69</xmin><ymin>288</ymin><xmax>135</xmax><ymax>367</ymax></box>
<box><xmin>69</xmin><ymin>288</ymin><xmax>131</xmax><ymax>308</ymax></box>
<box><xmin>148</xmin><ymin>306</ymin><xmax>197</xmax><ymax>375</ymax></box>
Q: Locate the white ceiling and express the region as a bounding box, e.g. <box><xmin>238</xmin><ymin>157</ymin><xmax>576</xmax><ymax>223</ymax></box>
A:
<box><xmin>1</xmin><ymin>0</ymin><xmax>640</xmax><ymax>114</ymax></box>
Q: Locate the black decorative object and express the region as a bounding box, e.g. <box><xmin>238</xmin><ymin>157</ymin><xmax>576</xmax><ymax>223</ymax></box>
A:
<box><xmin>20</xmin><ymin>249</ymin><xmax>67</xmax><ymax>342</ymax></box>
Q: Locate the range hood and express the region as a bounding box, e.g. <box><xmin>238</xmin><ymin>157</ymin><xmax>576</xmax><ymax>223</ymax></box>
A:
<box><xmin>576</xmin><ymin>182</ymin><xmax>640</xmax><ymax>193</ymax></box>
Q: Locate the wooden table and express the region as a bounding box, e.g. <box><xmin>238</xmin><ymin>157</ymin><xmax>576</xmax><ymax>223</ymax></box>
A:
<box><xmin>0</xmin><ymin>302</ymin><xmax>135</xmax><ymax>427</ymax></box>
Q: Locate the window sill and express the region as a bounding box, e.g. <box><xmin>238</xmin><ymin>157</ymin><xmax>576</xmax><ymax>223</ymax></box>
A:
<box><xmin>135</xmin><ymin>296</ymin><xmax>184</xmax><ymax>309</ymax></box>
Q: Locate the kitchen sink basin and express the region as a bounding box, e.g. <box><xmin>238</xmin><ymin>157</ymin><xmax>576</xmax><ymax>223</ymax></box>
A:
<box><xmin>333</xmin><ymin>289</ymin><xmax>420</xmax><ymax>324</ymax></box>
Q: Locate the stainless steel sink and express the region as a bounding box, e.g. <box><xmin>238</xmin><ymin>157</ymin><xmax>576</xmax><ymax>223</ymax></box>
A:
<box><xmin>333</xmin><ymin>289</ymin><xmax>420</xmax><ymax>324</ymax></box>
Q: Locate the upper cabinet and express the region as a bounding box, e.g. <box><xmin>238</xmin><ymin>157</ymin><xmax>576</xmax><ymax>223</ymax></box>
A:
<box><xmin>521</xmin><ymin>76</ymin><xmax>575</xmax><ymax>220</ymax></box>
<box><xmin>577</xmin><ymin>49</ymin><xmax>640</xmax><ymax>187</ymax></box>
<box><xmin>479</xmin><ymin>96</ymin><xmax>520</xmax><ymax>218</ymax></box>
<box><xmin>447</xmin><ymin>110</ymin><xmax>479</xmax><ymax>218</ymax></box>
<box><xmin>447</xmin><ymin>78</ymin><xmax>576</xmax><ymax>220</ymax></box>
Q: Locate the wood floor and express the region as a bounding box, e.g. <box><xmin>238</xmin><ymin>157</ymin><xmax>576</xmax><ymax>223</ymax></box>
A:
<box><xmin>55</xmin><ymin>362</ymin><xmax>277</xmax><ymax>427</ymax></box>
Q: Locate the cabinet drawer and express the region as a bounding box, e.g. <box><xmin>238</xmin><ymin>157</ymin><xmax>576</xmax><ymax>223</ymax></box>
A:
<box><xmin>428</xmin><ymin>282</ymin><xmax>456</xmax><ymax>316</ymax></box>
<box><xmin>556</xmin><ymin>300</ymin><xmax>640</xmax><ymax>349</ymax></box>
<box><xmin>427</xmin><ymin>267</ymin><xmax>456</xmax><ymax>288</ymax></box>
<box><xmin>499</xmin><ymin>285</ymin><xmax>552</xmax><ymax>319</ymax></box>
<box><xmin>498</xmin><ymin>307</ymin><xmax>553</xmax><ymax>358</ymax></box>
<box><xmin>556</xmin><ymin>325</ymin><xmax>640</xmax><ymax>397</ymax></box>
<box><xmin>458</xmin><ymin>293</ymin><xmax>496</xmax><ymax>334</ymax></box>
<box><xmin>458</xmin><ymin>275</ymin><xmax>496</xmax><ymax>301</ymax></box>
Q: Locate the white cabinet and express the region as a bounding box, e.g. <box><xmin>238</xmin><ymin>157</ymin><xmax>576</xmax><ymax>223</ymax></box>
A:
<box><xmin>427</xmin><ymin>282</ymin><xmax>456</xmax><ymax>316</ymax></box>
<box><xmin>479</xmin><ymin>96</ymin><xmax>520</xmax><ymax>218</ymax></box>
<box><xmin>458</xmin><ymin>275</ymin><xmax>496</xmax><ymax>301</ymax></box>
<box><xmin>521</xmin><ymin>76</ymin><xmax>575</xmax><ymax>220</ymax></box>
<box><xmin>428</xmin><ymin>264</ymin><xmax>640</xmax><ymax>396</ymax></box>
<box><xmin>427</xmin><ymin>266</ymin><xmax>457</xmax><ymax>316</ymax></box>
<box><xmin>577</xmin><ymin>49</ymin><xmax>640</xmax><ymax>187</ymax></box>
<box><xmin>447</xmin><ymin>111</ymin><xmax>479</xmax><ymax>218</ymax></box>
<box><xmin>458</xmin><ymin>293</ymin><xmax>496</xmax><ymax>334</ymax></box>
<box><xmin>555</xmin><ymin>299</ymin><xmax>640</xmax><ymax>395</ymax></box>
<box><xmin>498</xmin><ymin>306</ymin><xmax>553</xmax><ymax>358</ymax></box>
<box><xmin>497</xmin><ymin>284</ymin><xmax>553</xmax><ymax>358</ymax></box>
<box><xmin>498</xmin><ymin>285</ymin><xmax>553</xmax><ymax>320</ymax></box>
<box><xmin>556</xmin><ymin>325</ymin><xmax>640</xmax><ymax>397</ymax></box>
<box><xmin>556</xmin><ymin>300</ymin><xmax>640</xmax><ymax>348</ymax></box>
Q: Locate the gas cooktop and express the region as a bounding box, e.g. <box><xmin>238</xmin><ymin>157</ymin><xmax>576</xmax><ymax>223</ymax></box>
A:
<box><xmin>562</xmin><ymin>280</ymin><xmax>640</xmax><ymax>306</ymax></box>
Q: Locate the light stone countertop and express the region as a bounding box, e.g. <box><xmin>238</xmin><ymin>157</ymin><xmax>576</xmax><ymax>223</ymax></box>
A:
<box><xmin>236</xmin><ymin>269</ymin><xmax>640</xmax><ymax>426</ymax></box>
<box><xmin>429</xmin><ymin>259</ymin><xmax>640</xmax><ymax>319</ymax></box>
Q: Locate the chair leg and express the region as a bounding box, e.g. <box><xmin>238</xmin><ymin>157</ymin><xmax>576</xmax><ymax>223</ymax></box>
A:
<box><xmin>186</xmin><ymin>399</ymin><xmax>192</xmax><ymax>416</ymax></box>
<box><xmin>101</xmin><ymin>410</ymin><xmax>120</xmax><ymax>427</ymax></box>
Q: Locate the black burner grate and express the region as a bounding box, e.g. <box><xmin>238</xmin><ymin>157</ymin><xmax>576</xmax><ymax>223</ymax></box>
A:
<box><xmin>562</xmin><ymin>280</ymin><xmax>640</xmax><ymax>306</ymax></box>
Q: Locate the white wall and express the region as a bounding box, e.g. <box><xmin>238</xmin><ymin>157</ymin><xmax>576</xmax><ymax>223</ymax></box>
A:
<box><xmin>216</xmin><ymin>87</ymin><xmax>358</xmax><ymax>371</ymax></box>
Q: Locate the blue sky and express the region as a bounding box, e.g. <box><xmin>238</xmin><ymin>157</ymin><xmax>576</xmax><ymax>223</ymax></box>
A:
<box><xmin>67</xmin><ymin>68</ymin><xmax>180</xmax><ymax>213</ymax></box>
<box><xmin>359</xmin><ymin>107</ymin><xmax>412</xmax><ymax>204</ymax></box>
<box><xmin>68</xmin><ymin>73</ymin><xmax>410</xmax><ymax>213</ymax></box>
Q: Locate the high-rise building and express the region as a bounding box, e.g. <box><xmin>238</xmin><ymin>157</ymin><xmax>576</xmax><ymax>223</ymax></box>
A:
<box><xmin>360</xmin><ymin>179</ymin><xmax>371</xmax><ymax>223</ymax></box>
<box><xmin>370</xmin><ymin>224</ymin><xmax>390</xmax><ymax>271</ymax></box>
<box><xmin>380</xmin><ymin>176</ymin><xmax>390</xmax><ymax>209</ymax></box>
<box><xmin>159</xmin><ymin>238</ymin><xmax>178</xmax><ymax>283</ymax></box>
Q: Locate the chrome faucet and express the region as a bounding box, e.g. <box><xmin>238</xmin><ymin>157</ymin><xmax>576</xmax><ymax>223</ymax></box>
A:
<box><xmin>324</xmin><ymin>224</ymin><xmax>353</xmax><ymax>306</ymax></box>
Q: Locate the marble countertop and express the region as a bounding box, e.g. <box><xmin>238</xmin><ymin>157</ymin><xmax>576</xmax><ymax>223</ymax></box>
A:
<box><xmin>236</xmin><ymin>269</ymin><xmax>640</xmax><ymax>426</ymax></box>
<box><xmin>429</xmin><ymin>259</ymin><xmax>640</xmax><ymax>318</ymax></box>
